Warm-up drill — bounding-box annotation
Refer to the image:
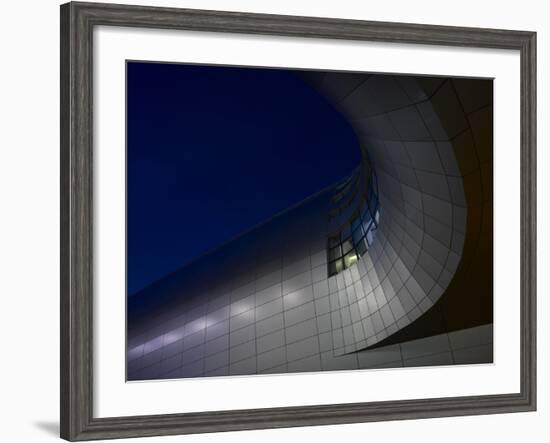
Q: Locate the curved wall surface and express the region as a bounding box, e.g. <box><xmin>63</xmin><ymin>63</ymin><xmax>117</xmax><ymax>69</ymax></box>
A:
<box><xmin>127</xmin><ymin>71</ymin><xmax>492</xmax><ymax>380</ymax></box>
<box><xmin>305</xmin><ymin>73</ymin><xmax>469</xmax><ymax>355</ymax></box>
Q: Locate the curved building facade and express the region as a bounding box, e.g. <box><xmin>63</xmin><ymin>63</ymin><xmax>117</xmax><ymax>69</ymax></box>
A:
<box><xmin>128</xmin><ymin>71</ymin><xmax>493</xmax><ymax>380</ymax></box>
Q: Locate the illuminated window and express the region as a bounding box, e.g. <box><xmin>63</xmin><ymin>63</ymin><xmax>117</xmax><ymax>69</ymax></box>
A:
<box><xmin>326</xmin><ymin>164</ymin><xmax>380</xmax><ymax>277</ymax></box>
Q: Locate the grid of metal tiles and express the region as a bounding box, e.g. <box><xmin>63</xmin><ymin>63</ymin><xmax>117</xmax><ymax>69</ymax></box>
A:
<box><xmin>306</xmin><ymin>74</ymin><xmax>469</xmax><ymax>356</ymax></box>
<box><xmin>129</xmin><ymin>304</ymin><xmax>492</xmax><ymax>379</ymax></box>
<box><xmin>127</xmin><ymin>191</ymin><xmax>336</xmax><ymax>379</ymax></box>
<box><xmin>127</xmin><ymin>73</ymin><xmax>492</xmax><ymax>381</ymax></box>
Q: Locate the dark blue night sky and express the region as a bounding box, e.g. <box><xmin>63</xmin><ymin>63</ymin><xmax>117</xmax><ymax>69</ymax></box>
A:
<box><xmin>127</xmin><ymin>62</ymin><xmax>360</xmax><ymax>295</ymax></box>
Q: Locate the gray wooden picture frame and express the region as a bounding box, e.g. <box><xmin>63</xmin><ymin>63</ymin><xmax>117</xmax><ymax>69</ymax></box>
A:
<box><xmin>60</xmin><ymin>1</ymin><xmax>537</xmax><ymax>441</ymax></box>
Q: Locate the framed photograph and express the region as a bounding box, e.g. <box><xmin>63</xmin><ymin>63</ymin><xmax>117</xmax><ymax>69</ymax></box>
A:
<box><xmin>60</xmin><ymin>1</ymin><xmax>536</xmax><ymax>441</ymax></box>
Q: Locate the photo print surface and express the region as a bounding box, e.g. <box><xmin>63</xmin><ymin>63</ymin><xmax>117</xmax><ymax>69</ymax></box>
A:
<box><xmin>126</xmin><ymin>62</ymin><xmax>493</xmax><ymax>381</ymax></box>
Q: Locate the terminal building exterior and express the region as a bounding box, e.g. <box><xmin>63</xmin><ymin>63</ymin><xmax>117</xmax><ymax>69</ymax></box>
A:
<box><xmin>127</xmin><ymin>71</ymin><xmax>493</xmax><ymax>380</ymax></box>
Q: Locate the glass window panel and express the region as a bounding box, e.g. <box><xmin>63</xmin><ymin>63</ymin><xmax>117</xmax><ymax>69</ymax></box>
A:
<box><xmin>362</xmin><ymin>218</ymin><xmax>372</xmax><ymax>233</ymax></box>
<box><xmin>351</xmin><ymin>210</ymin><xmax>361</xmax><ymax>229</ymax></box>
<box><xmin>352</xmin><ymin>225</ymin><xmax>364</xmax><ymax>245</ymax></box>
<box><xmin>356</xmin><ymin>238</ymin><xmax>368</xmax><ymax>256</ymax></box>
<box><xmin>328</xmin><ymin>245</ymin><xmax>342</xmax><ymax>261</ymax></box>
<box><xmin>344</xmin><ymin>251</ymin><xmax>359</xmax><ymax>268</ymax></box>
<box><xmin>362</xmin><ymin>204</ymin><xmax>372</xmax><ymax>220</ymax></box>
<box><xmin>342</xmin><ymin>239</ymin><xmax>353</xmax><ymax>255</ymax></box>
<box><xmin>341</xmin><ymin>225</ymin><xmax>351</xmax><ymax>241</ymax></box>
